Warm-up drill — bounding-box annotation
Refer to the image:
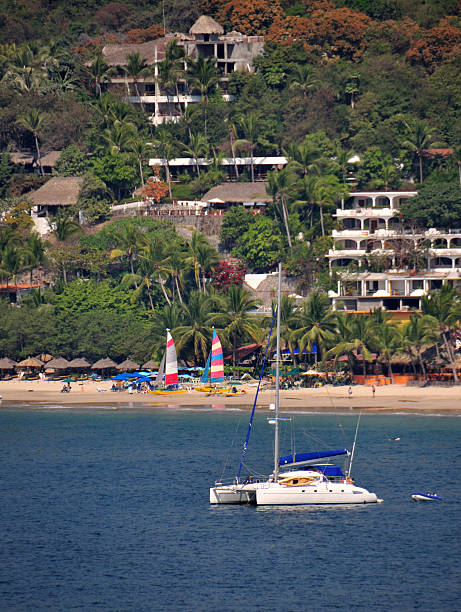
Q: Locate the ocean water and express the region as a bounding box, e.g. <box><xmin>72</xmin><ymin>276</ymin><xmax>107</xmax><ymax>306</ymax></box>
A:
<box><xmin>0</xmin><ymin>405</ymin><xmax>460</xmax><ymax>611</ymax></box>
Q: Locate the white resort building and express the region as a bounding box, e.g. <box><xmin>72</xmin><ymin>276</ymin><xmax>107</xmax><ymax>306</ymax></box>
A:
<box><xmin>101</xmin><ymin>15</ymin><xmax>264</xmax><ymax>125</ymax></box>
<box><xmin>328</xmin><ymin>191</ymin><xmax>461</xmax><ymax>311</ymax></box>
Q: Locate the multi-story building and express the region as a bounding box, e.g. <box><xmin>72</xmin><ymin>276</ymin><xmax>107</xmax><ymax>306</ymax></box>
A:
<box><xmin>101</xmin><ymin>15</ymin><xmax>264</xmax><ymax>125</ymax></box>
<box><xmin>327</xmin><ymin>191</ymin><xmax>461</xmax><ymax>311</ymax></box>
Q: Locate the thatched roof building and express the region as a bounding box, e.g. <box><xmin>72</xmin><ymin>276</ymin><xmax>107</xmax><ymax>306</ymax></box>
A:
<box><xmin>102</xmin><ymin>40</ymin><xmax>164</xmax><ymax>66</ymax></box>
<box><xmin>16</xmin><ymin>357</ymin><xmax>43</xmax><ymax>368</ymax></box>
<box><xmin>45</xmin><ymin>357</ymin><xmax>70</xmax><ymax>370</ymax></box>
<box><xmin>0</xmin><ymin>357</ymin><xmax>17</xmax><ymax>369</ymax></box>
<box><xmin>142</xmin><ymin>359</ymin><xmax>158</xmax><ymax>370</ymax></box>
<box><xmin>189</xmin><ymin>15</ymin><xmax>224</xmax><ymax>35</ymax></box>
<box><xmin>27</xmin><ymin>177</ymin><xmax>84</xmax><ymax>217</ymax></box>
<box><xmin>201</xmin><ymin>182</ymin><xmax>270</xmax><ymax>206</ymax></box>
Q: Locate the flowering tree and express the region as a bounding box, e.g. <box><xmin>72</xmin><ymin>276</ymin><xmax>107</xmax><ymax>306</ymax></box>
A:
<box><xmin>142</xmin><ymin>166</ymin><xmax>169</xmax><ymax>204</ymax></box>
<box><xmin>209</xmin><ymin>260</ymin><xmax>246</xmax><ymax>290</ymax></box>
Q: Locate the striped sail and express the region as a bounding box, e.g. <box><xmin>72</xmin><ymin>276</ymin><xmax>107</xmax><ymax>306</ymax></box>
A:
<box><xmin>210</xmin><ymin>329</ymin><xmax>225</xmax><ymax>383</ymax></box>
<box><xmin>165</xmin><ymin>330</ymin><xmax>178</xmax><ymax>386</ymax></box>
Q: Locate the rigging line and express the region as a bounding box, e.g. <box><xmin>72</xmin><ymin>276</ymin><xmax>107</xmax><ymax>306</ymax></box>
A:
<box><xmin>219</xmin><ymin>417</ymin><xmax>242</xmax><ymax>482</ymax></box>
<box><xmin>236</xmin><ymin>308</ymin><xmax>276</xmax><ymax>481</ymax></box>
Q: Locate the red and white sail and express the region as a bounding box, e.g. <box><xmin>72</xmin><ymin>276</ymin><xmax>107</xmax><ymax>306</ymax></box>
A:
<box><xmin>165</xmin><ymin>330</ymin><xmax>178</xmax><ymax>386</ymax></box>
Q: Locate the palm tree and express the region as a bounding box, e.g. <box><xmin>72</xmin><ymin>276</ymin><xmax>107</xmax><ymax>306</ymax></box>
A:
<box><xmin>52</xmin><ymin>211</ymin><xmax>81</xmax><ymax>242</ymax></box>
<box><xmin>164</xmin><ymin>242</ymin><xmax>188</xmax><ymax>304</ymax></box>
<box><xmin>454</xmin><ymin>144</ymin><xmax>461</xmax><ymax>188</ymax></box>
<box><xmin>421</xmin><ymin>285</ymin><xmax>461</xmax><ymax>382</ymax></box>
<box><xmin>283</xmin><ymin>138</ymin><xmax>322</xmax><ymax>177</ymax></box>
<box><xmin>293</xmin><ymin>292</ymin><xmax>337</xmax><ymax>362</ymax></box>
<box><xmin>152</xmin><ymin>128</ymin><xmax>177</xmax><ymax>198</ymax></box>
<box><xmin>402</xmin><ymin>119</ymin><xmax>435</xmax><ymax>183</ymax></box>
<box><xmin>101</xmin><ymin>120</ymin><xmax>136</xmax><ymax>155</ymax></box>
<box><xmin>371</xmin><ymin>322</ymin><xmax>402</xmax><ymax>384</ymax></box>
<box><xmin>210</xmin><ymin>285</ymin><xmax>261</xmax><ymax>371</ymax></box>
<box><xmin>327</xmin><ymin>313</ymin><xmax>375</xmax><ymax>378</ymax></box>
<box><xmin>313</xmin><ymin>175</ymin><xmax>346</xmax><ymax>237</ymax></box>
<box><xmin>196</xmin><ymin>242</ymin><xmax>219</xmax><ymax>292</ymax></box>
<box><xmin>173</xmin><ymin>291</ymin><xmax>215</xmax><ymax>365</ymax></box>
<box><xmin>21</xmin><ymin>232</ymin><xmax>48</xmax><ymax>285</ymax></box>
<box><xmin>186</xmin><ymin>56</ymin><xmax>220</xmax><ymax>102</ymax></box>
<box><xmin>0</xmin><ymin>244</ymin><xmax>22</xmax><ymax>289</ymax></box>
<box><xmin>227</xmin><ymin>122</ymin><xmax>239</xmax><ymax>179</ymax></box>
<box><xmin>150</xmin><ymin>303</ymin><xmax>185</xmax><ymax>358</ymax></box>
<box><xmin>268</xmin><ymin>295</ymin><xmax>298</xmax><ymax>362</ymax></box>
<box><xmin>267</xmin><ymin>168</ymin><xmax>296</xmax><ymax>251</ymax></box>
<box><xmin>124</xmin><ymin>52</ymin><xmax>149</xmax><ymax>112</ymax></box>
<box><xmin>17</xmin><ymin>109</ymin><xmax>45</xmax><ymax>175</ymax></box>
<box><xmin>127</xmin><ymin>139</ymin><xmax>151</xmax><ymax>187</ymax></box>
<box><xmin>120</xmin><ymin>264</ymin><xmax>157</xmax><ymax>311</ymax></box>
<box><xmin>183</xmin><ymin>132</ymin><xmax>208</xmax><ymax>177</ymax></box>
<box><xmin>109</xmin><ymin>222</ymin><xmax>144</xmax><ymax>276</ymax></box>
<box><xmin>401</xmin><ymin>315</ymin><xmax>438</xmax><ymax>382</ymax></box>
<box><xmin>288</xmin><ymin>64</ymin><xmax>319</xmax><ymax>99</ymax></box>
<box><xmin>157</xmin><ymin>56</ymin><xmax>184</xmax><ymax>115</ymax></box>
<box><xmin>186</xmin><ymin>231</ymin><xmax>213</xmax><ymax>292</ymax></box>
<box><xmin>139</xmin><ymin>234</ymin><xmax>171</xmax><ymax>305</ymax></box>
<box><xmin>86</xmin><ymin>52</ymin><xmax>113</xmax><ymax>97</ymax></box>
<box><xmin>235</xmin><ymin>113</ymin><xmax>258</xmax><ymax>182</ymax></box>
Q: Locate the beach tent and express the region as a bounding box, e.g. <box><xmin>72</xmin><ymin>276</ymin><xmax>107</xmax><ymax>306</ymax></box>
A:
<box><xmin>68</xmin><ymin>358</ymin><xmax>91</xmax><ymax>369</ymax></box>
<box><xmin>116</xmin><ymin>358</ymin><xmax>140</xmax><ymax>371</ymax></box>
<box><xmin>91</xmin><ymin>358</ymin><xmax>117</xmax><ymax>370</ymax></box>
<box><xmin>45</xmin><ymin>357</ymin><xmax>70</xmax><ymax>370</ymax></box>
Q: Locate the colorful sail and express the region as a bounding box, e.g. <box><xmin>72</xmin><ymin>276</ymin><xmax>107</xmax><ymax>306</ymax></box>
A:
<box><xmin>200</xmin><ymin>352</ymin><xmax>211</xmax><ymax>384</ymax></box>
<box><xmin>165</xmin><ymin>330</ymin><xmax>178</xmax><ymax>386</ymax></box>
<box><xmin>210</xmin><ymin>329</ymin><xmax>225</xmax><ymax>383</ymax></box>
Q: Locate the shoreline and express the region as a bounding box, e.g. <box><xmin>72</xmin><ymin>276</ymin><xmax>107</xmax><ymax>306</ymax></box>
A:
<box><xmin>0</xmin><ymin>380</ymin><xmax>460</xmax><ymax>415</ymax></box>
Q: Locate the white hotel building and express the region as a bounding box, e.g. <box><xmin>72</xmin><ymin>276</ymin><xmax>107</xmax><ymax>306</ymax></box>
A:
<box><xmin>327</xmin><ymin>191</ymin><xmax>461</xmax><ymax>311</ymax></box>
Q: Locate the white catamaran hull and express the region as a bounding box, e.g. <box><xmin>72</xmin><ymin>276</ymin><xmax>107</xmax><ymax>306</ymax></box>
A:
<box><xmin>255</xmin><ymin>481</ymin><xmax>378</xmax><ymax>505</ymax></box>
<box><xmin>210</xmin><ymin>484</ymin><xmax>260</xmax><ymax>504</ymax></box>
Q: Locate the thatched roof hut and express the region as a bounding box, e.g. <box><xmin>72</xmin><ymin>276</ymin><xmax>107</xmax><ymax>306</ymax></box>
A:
<box><xmin>91</xmin><ymin>358</ymin><xmax>118</xmax><ymax>370</ymax></box>
<box><xmin>102</xmin><ymin>40</ymin><xmax>163</xmax><ymax>66</ymax></box>
<box><xmin>201</xmin><ymin>182</ymin><xmax>270</xmax><ymax>205</ymax></box>
<box><xmin>189</xmin><ymin>15</ymin><xmax>224</xmax><ymax>35</ymax></box>
<box><xmin>45</xmin><ymin>357</ymin><xmax>70</xmax><ymax>370</ymax></box>
<box><xmin>16</xmin><ymin>357</ymin><xmax>44</xmax><ymax>368</ymax></box>
<box><xmin>27</xmin><ymin>177</ymin><xmax>84</xmax><ymax>217</ymax></box>
<box><xmin>116</xmin><ymin>358</ymin><xmax>140</xmax><ymax>371</ymax></box>
<box><xmin>142</xmin><ymin>359</ymin><xmax>158</xmax><ymax>370</ymax></box>
<box><xmin>0</xmin><ymin>357</ymin><xmax>17</xmax><ymax>369</ymax></box>
<box><xmin>68</xmin><ymin>358</ymin><xmax>91</xmax><ymax>368</ymax></box>
<box><xmin>35</xmin><ymin>353</ymin><xmax>54</xmax><ymax>363</ymax></box>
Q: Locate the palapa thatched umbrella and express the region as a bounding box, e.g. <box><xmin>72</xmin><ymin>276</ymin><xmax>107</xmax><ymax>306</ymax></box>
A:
<box><xmin>35</xmin><ymin>353</ymin><xmax>54</xmax><ymax>363</ymax></box>
<box><xmin>116</xmin><ymin>358</ymin><xmax>140</xmax><ymax>371</ymax></box>
<box><xmin>45</xmin><ymin>357</ymin><xmax>70</xmax><ymax>370</ymax></box>
<box><xmin>68</xmin><ymin>358</ymin><xmax>91</xmax><ymax>369</ymax></box>
<box><xmin>0</xmin><ymin>357</ymin><xmax>17</xmax><ymax>370</ymax></box>
<box><xmin>16</xmin><ymin>357</ymin><xmax>44</xmax><ymax>368</ymax></box>
<box><xmin>91</xmin><ymin>357</ymin><xmax>117</xmax><ymax>370</ymax></box>
<box><xmin>142</xmin><ymin>359</ymin><xmax>158</xmax><ymax>370</ymax></box>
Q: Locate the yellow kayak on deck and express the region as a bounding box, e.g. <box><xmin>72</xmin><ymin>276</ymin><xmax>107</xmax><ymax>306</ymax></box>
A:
<box><xmin>224</xmin><ymin>391</ymin><xmax>247</xmax><ymax>397</ymax></box>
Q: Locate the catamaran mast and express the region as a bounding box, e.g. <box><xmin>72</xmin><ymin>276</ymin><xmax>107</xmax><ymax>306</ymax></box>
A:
<box><xmin>274</xmin><ymin>262</ymin><xmax>282</xmax><ymax>481</ymax></box>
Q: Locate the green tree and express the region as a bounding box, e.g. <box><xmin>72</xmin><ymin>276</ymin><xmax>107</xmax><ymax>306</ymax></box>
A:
<box><xmin>85</xmin><ymin>52</ymin><xmax>113</xmax><ymax>97</ymax></box>
<box><xmin>186</xmin><ymin>57</ymin><xmax>220</xmax><ymax>103</ymax></box>
<box><xmin>51</xmin><ymin>211</ymin><xmax>81</xmax><ymax>243</ymax></box>
<box><xmin>124</xmin><ymin>52</ymin><xmax>149</xmax><ymax>112</ymax></box>
<box><xmin>173</xmin><ymin>291</ymin><xmax>215</xmax><ymax>365</ymax></box>
<box><xmin>293</xmin><ymin>292</ymin><xmax>337</xmax><ymax>362</ymax></box>
<box><xmin>399</xmin><ymin>183</ymin><xmax>461</xmax><ymax>230</ymax></box>
<box><xmin>234</xmin><ymin>215</ymin><xmax>283</xmax><ymax>272</ymax></box>
<box><xmin>402</xmin><ymin>119</ymin><xmax>436</xmax><ymax>183</ymax></box>
<box><xmin>54</xmin><ymin>145</ymin><xmax>91</xmax><ymax>177</ymax></box>
<box><xmin>401</xmin><ymin>315</ymin><xmax>438</xmax><ymax>382</ymax></box>
<box><xmin>182</xmin><ymin>132</ymin><xmax>208</xmax><ymax>177</ymax></box>
<box><xmin>371</xmin><ymin>321</ymin><xmax>402</xmax><ymax>384</ymax></box>
<box><xmin>267</xmin><ymin>168</ymin><xmax>296</xmax><ymax>250</ymax></box>
<box><xmin>219</xmin><ymin>207</ymin><xmax>255</xmax><ymax>251</ymax></box>
<box><xmin>235</xmin><ymin>113</ymin><xmax>259</xmax><ymax>182</ymax></box>
<box><xmin>17</xmin><ymin>109</ymin><xmax>45</xmax><ymax>176</ymax></box>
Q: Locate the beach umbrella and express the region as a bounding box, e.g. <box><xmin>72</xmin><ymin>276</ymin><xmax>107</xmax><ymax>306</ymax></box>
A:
<box><xmin>301</xmin><ymin>369</ymin><xmax>319</xmax><ymax>375</ymax></box>
<box><xmin>111</xmin><ymin>373</ymin><xmax>133</xmax><ymax>381</ymax></box>
<box><xmin>16</xmin><ymin>357</ymin><xmax>44</xmax><ymax>368</ymax></box>
<box><xmin>179</xmin><ymin>374</ymin><xmax>192</xmax><ymax>379</ymax></box>
<box><xmin>63</xmin><ymin>377</ymin><xmax>75</xmax><ymax>383</ymax></box>
<box><xmin>136</xmin><ymin>376</ymin><xmax>153</xmax><ymax>383</ymax></box>
<box><xmin>142</xmin><ymin>359</ymin><xmax>158</xmax><ymax>370</ymax></box>
<box><xmin>91</xmin><ymin>358</ymin><xmax>117</xmax><ymax>370</ymax></box>
<box><xmin>132</xmin><ymin>371</ymin><xmax>155</xmax><ymax>377</ymax></box>
<box><xmin>0</xmin><ymin>357</ymin><xmax>17</xmax><ymax>369</ymax></box>
<box><xmin>45</xmin><ymin>357</ymin><xmax>70</xmax><ymax>370</ymax></box>
<box><xmin>68</xmin><ymin>358</ymin><xmax>91</xmax><ymax>369</ymax></box>
<box><xmin>116</xmin><ymin>358</ymin><xmax>140</xmax><ymax>371</ymax></box>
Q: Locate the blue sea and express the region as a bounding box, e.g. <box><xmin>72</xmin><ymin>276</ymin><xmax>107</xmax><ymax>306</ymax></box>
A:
<box><xmin>0</xmin><ymin>405</ymin><xmax>460</xmax><ymax>611</ymax></box>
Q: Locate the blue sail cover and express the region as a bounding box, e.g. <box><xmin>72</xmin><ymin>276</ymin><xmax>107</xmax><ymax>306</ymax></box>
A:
<box><xmin>279</xmin><ymin>448</ymin><xmax>348</xmax><ymax>467</ymax></box>
<box><xmin>200</xmin><ymin>352</ymin><xmax>211</xmax><ymax>384</ymax></box>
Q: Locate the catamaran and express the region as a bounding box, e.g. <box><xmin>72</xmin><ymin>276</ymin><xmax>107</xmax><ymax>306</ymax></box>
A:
<box><xmin>149</xmin><ymin>330</ymin><xmax>187</xmax><ymax>395</ymax></box>
<box><xmin>210</xmin><ymin>263</ymin><xmax>379</xmax><ymax>505</ymax></box>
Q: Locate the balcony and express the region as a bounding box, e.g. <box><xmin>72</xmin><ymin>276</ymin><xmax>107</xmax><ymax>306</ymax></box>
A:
<box><xmin>335</xmin><ymin>208</ymin><xmax>394</xmax><ymax>218</ymax></box>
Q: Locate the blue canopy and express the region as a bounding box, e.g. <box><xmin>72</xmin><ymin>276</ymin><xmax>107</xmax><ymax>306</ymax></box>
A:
<box><xmin>279</xmin><ymin>449</ymin><xmax>348</xmax><ymax>467</ymax></box>
<box><xmin>179</xmin><ymin>374</ymin><xmax>192</xmax><ymax>379</ymax></box>
<box><xmin>111</xmin><ymin>373</ymin><xmax>133</xmax><ymax>381</ymax></box>
<box><xmin>309</xmin><ymin>464</ymin><xmax>345</xmax><ymax>478</ymax></box>
<box><xmin>136</xmin><ymin>376</ymin><xmax>153</xmax><ymax>383</ymax></box>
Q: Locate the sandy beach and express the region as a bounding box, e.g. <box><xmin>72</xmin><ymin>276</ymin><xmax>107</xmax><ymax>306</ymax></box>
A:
<box><xmin>0</xmin><ymin>379</ymin><xmax>460</xmax><ymax>413</ymax></box>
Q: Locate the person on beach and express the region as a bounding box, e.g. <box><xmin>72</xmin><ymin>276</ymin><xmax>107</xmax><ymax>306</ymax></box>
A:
<box><xmin>372</xmin><ymin>384</ymin><xmax>376</xmax><ymax>399</ymax></box>
<box><xmin>348</xmin><ymin>386</ymin><xmax>353</xmax><ymax>399</ymax></box>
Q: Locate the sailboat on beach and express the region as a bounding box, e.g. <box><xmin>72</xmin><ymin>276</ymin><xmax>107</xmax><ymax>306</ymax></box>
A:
<box><xmin>149</xmin><ymin>330</ymin><xmax>187</xmax><ymax>395</ymax></box>
<box><xmin>210</xmin><ymin>263</ymin><xmax>380</xmax><ymax>505</ymax></box>
<box><xmin>195</xmin><ymin>329</ymin><xmax>241</xmax><ymax>395</ymax></box>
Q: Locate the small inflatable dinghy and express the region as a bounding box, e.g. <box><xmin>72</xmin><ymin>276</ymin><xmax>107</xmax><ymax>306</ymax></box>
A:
<box><xmin>411</xmin><ymin>493</ymin><xmax>442</xmax><ymax>502</ymax></box>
